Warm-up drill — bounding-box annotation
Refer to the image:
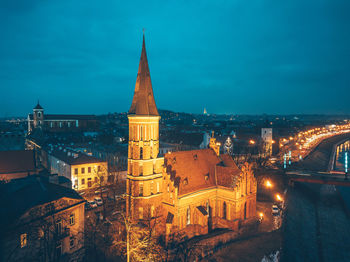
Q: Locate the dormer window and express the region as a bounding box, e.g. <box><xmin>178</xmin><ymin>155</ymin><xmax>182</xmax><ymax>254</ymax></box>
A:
<box><xmin>172</xmin><ymin>157</ymin><xmax>176</xmax><ymax>164</ymax></box>
<box><xmin>204</xmin><ymin>174</ymin><xmax>209</xmax><ymax>181</ymax></box>
<box><xmin>183</xmin><ymin>178</ymin><xmax>188</xmax><ymax>185</ymax></box>
<box><xmin>193</xmin><ymin>154</ymin><xmax>198</xmax><ymax>160</ymax></box>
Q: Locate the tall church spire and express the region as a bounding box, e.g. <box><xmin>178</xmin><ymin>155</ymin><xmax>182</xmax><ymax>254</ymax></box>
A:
<box><xmin>129</xmin><ymin>33</ymin><xmax>159</xmax><ymax>116</ymax></box>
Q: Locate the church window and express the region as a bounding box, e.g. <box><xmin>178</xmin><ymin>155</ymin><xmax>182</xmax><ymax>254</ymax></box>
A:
<box><xmin>139</xmin><ymin>207</ymin><xmax>143</xmax><ymax>219</ymax></box>
<box><xmin>20</xmin><ymin>233</ymin><xmax>27</xmax><ymax>248</ymax></box>
<box><xmin>139</xmin><ymin>165</ymin><xmax>143</xmax><ymax>176</ymax></box>
<box><xmin>140</xmin><ymin>147</ymin><xmax>143</xmax><ymax>159</ymax></box>
<box><xmin>186</xmin><ymin>208</ymin><xmax>191</xmax><ymax>225</ymax></box>
<box><xmin>150</xmin><ymin>181</ymin><xmax>154</xmax><ymax>195</ymax></box>
<box><xmin>139</xmin><ymin>183</ymin><xmax>143</xmax><ymax>196</ymax></box>
<box><xmin>140</xmin><ymin>125</ymin><xmax>143</xmax><ymax>140</ymax></box>
<box><xmin>151</xmin><ymin>205</ymin><xmax>154</xmax><ymax>217</ymax></box>
<box><xmin>223</xmin><ymin>202</ymin><xmax>227</xmax><ymax>219</ymax></box>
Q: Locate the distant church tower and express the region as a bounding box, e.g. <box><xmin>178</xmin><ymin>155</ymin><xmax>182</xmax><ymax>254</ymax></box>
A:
<box><xmin>33</xmin><ymin>101</ymin><xmax>44</xmax><ymax>129</ymax></box>
<box><xmin>127</xmin><ymin>34</ymin><xmax>164</xmax><ymax>221</ymax></box>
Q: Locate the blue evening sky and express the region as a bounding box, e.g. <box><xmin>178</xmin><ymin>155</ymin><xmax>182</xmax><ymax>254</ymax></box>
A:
<box><xmin>0</xmin><ymin>0</ymin><xmax>349</xmax><ymax>116</ymax></box>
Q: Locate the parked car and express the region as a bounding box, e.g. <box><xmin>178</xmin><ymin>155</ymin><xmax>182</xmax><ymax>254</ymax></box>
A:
<box><xmin>95</xmin><ymin>188</ymin><xmax>108</xmax><ymax>195</ymax></box>
<box><xmin>88</xmin><ymin>201</ymin><xmax>98</xmax><ymax>209</ymax></box>
<box><xmin>85</xmin><ymin>202</ymin><xmax>92</xmax><ymax>211</ymax></box>
<box><xmin>272</xmin><ymin>204</ymin><xmax>279</xmax><ymax>216</ymax></box>
<box><xmin>94</xmin><ymin>197</ymin><xmax>103</xmax><ymax>206</ymax></box>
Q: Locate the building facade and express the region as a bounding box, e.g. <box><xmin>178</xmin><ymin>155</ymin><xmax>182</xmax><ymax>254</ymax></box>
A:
<box><xmin>0</xmin><ymin>176</ymin><xmax>85</xmax><ymax>262</ymax></box>
<box><xmin>126</xmin><ymin>35</ymin><xmax>257</xmax><ymax>242</ymax></box>
<box><xmin>261</xmin><ymin>128</ymin><xmax>273</xmax><ymax>156</ymax></box>
<box><xmin>27</xmin><ymin>102</ymin><xmax>98</xmax><ymax>134</ymax></box>
<box><xmin>47</xmin><ymin>147</ymin><xmax>108</xmax><ymax>191</ymax></box>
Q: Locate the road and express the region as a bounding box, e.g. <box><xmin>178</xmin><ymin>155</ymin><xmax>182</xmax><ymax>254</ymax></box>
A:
<box><xmin>281</xmin><ymin>134</ymin><xmax>350</xmax><ymax>262</ymax></box>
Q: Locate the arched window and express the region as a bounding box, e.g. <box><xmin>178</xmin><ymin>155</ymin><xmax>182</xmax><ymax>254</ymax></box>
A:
<box><xmin>140</xmin><ymin>147</ymin><xmax>143</xmax><ymax>159</ymax></box>
<box><xmin>223</xmin><ymin>202</ymin><xmax>227</xmax><ymax>219</ymax></box>
<box><xmin>139</xmin><ymin>183</ymin><xmax>143</xmax><ymax>196</ymax></box>
<box><xmin>150</xmin><ymin>181</ymin><xmax>154</xmax><ymax>195</ymax></box>
<box><xmin>186</xmin><ymin>207</ymin><xmax>191</xmax><ymax>225</ymax></box>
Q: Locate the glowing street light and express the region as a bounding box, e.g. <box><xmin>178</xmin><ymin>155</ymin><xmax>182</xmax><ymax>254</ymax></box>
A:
<box><xmin>276</xmin><ymin>194</ymin><xmax>283</xmax><ymax>202</ymax></box>
<box><xmin>249</xmin><ymin>140</ymin><xmax>256</xmax><ymax>145</ymax></box>
<box><xmin>265</xmin><ymin>180</ymin><xmax>273</xmax><ymax>188</ymax></box>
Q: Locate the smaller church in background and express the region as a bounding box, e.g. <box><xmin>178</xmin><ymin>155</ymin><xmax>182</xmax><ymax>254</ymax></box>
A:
<box><xmin>27</xmin><ymin>101</ymin><xmax>98</xmax><ymax>134</ymax></box>
<box><xmin>126</xmin><ymin>34</ymin><xmax>257</xmax><ymax>242</ymax></box>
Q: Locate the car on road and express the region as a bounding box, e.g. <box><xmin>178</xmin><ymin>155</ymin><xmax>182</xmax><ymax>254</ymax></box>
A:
<box><xmin>95</xmin><ymin>188</ymin><xmax>108</xmax><ymax>195</ymax></box>
<box><xmin>94</xmin><ymin>197</ymin><xmax>103</xmax><ymax>206</ymax></box>
<box><xmin>88</xmin><ymin>201</ymin><xmax>98</xmax><ymax>209</ymax></box>
<box><xmin>272</xmin><ymin>204</ymin><xmax>279</xmax><ymax>216</ymax></box>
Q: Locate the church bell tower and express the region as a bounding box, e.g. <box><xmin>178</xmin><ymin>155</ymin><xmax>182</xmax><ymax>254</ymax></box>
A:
<box><xmin>33</xmin><ymin>100</ymin><xmax>44</xmax><ymax>129</ymax></box>
<box><xmin>127</xmin><ymin>34</ymin><xmax>164</xmax><ymax>221</ymax></box>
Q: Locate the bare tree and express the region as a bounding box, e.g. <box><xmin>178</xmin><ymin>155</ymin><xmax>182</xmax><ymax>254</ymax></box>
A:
<box><xmin>114</xmin><ymin>207</ymin><xmax>166</xmax><ymax>262</ymax></box>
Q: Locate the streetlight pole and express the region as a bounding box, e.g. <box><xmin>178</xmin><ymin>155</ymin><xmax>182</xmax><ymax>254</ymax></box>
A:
<box><xmin>345</xmin><ymin>152</ymin><xmax>348</xmax><ymax>180</ymax></box>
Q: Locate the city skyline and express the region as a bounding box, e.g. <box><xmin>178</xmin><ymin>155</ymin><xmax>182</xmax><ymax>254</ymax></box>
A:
<box><xmin>1</xmin><ymin>0</ymin><xmax>350</xmax><ymax>117</ymax></box>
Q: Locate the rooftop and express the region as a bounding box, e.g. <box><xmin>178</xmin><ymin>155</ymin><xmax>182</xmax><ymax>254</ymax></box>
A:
<box><xmin>0</xmin><ymin>150</ymin><xmax>36</xmax><ymax>174</ymax></box>
<box><xmin>0</xmin><ymin>175</ymin><xmax>83</xmax><ymax>231</ymax></box>
<box><xmin>164</xmin><ymin>148</ymin><xmax>241</xmax><ymax>196</ymax></box>
<box><xmin>49</xmin><ymin>147</ymin><xmax>104</xmax><ymax>165</ymax></box>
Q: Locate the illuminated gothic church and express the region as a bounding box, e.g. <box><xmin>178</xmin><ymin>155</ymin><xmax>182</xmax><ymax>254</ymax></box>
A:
<box><xmin>126</xmin><ymin>35</ymin><xmax>257</xmax><ymax>241</ymax></box>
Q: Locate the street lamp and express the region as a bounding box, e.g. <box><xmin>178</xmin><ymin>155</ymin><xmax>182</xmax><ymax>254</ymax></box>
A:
<box><xmin>276</xmin><ymin>194</ymin><xmax>283</xmax><ymax>202</ymax></box>
<box><xmin>259</xmin><ymin>212</ymin><xmax>264</xmax><ymax>223</ymax></box>
<box><xmin>265</xmin><ymin>180</ymin><xmax>273</xmax><ymax>188</ymax></box>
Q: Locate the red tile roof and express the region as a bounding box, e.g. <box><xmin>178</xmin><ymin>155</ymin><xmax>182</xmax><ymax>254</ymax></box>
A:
<box><xmin>164</xmin><ymin>149</ymin><xmax>241</xmax><ymax>196</ymax></box>
<box><xmin>0</xmin><ymin>150</ymin><xmax>36</xmax><ymax>174</ymax></box>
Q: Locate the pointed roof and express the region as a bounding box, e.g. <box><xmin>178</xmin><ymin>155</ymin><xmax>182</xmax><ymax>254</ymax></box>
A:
<box><xmin>129</xmin><ymin>34</ymin><xmax>159</xmax><ymax>116</ymax></box>
<box><xmin>34</xmin><ymin>100</ymin><xmax>43</xmax><ymax>110</ymax></box>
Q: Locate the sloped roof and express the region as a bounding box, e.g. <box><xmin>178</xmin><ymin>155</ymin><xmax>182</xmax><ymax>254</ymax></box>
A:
<box><xmin>50</xmin><ymin>148</ymin><xmax>104</xmax><ymax>165</ymax></box>
<box><xmin>33</xmin><ymin>101</ymin><xmax>43</xmax><ymax>110</ymax></box>
<box><xmin>28</xmin><ymin>114</ymin><xmax>97</xmax><ymax>121</ymax></box>
<box><xmin>164</xmin><ymin>149</ymin><xmax>241</xmax><ymax>196</ymax></box>
<box><xmin>0</xmin><ymin>175</ymin><xmax>83</xmax><ymax>231</ymax></box>
<box><xmin>129</xmin><ymin>34</ymin><xmax>159</xmax><ymax>116</ymax></box>
<box><xmin>45</xmin><ymin>114</ymin><xmax>97</xmax><ymax>120</ymax></box>
<box><xmin>0</xmin><ymin>150</ymin><xmax>36</xmax><ymax>174</ymax></box>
